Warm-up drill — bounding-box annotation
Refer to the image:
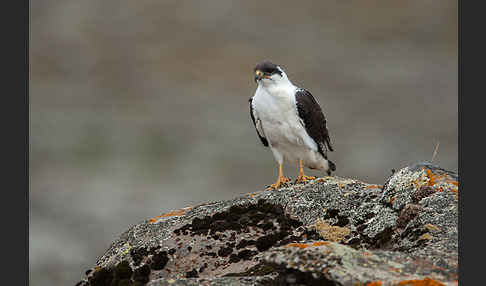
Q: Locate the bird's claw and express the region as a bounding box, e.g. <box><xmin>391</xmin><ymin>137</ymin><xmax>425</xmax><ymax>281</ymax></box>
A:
<box><xmin>266</xmin><ymin>176</ymin><xmax>291</xmax><ymax>191</ymax></box>
<box><xmin>296</xmin><ymin>175</ymin><xmax>316</xmax><ymax>184</ymax></box>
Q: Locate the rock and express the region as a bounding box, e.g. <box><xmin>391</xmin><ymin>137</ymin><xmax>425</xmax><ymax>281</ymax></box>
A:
<box><xmin>75</xmin><ymin>162</ymin><xmax>458</xmax><ymax>286</ymax></box>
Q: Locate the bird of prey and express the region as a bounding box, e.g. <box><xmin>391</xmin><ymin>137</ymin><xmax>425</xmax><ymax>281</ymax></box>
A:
<box><xmin>249</xmin><ymin>61</ymin><xmax>336</xmax><ymax>190</ymax></box>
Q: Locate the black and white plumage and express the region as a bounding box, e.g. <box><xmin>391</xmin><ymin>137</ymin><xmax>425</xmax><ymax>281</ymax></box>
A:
<box><xmin>249</xmin><ymin>61</ymin><xmax>336</xmax><ymax>180</ymax></box>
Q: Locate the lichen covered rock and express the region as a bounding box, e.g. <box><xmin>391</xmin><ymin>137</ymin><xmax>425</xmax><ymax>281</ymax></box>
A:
<box><xmin>75</xmin><ymin>162</ymin><xmax>458</xmax><ymax>286</ymax></box>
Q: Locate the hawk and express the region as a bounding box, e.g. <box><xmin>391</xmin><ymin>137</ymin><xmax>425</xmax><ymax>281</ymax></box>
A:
<box><xmin>249</xmin><ymin>61</ymin><xmax>336</xmax><ymax>190</ymax></box>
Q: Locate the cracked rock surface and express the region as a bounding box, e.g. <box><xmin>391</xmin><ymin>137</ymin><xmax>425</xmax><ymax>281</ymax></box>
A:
<box><xmin>76</xmin><ymin>162</ymin><xmax>458</xmax><ymax>286</ymax></box>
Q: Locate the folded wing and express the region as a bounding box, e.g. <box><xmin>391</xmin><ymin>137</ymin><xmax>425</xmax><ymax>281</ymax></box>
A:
<box><xmin>294</xmin><ymin>89</ymin><xmax>334</xmax><ymax>159</ymax></box>
<box><xmin>249</xmin><ymin>97</ymin><xmax>269</xmax><ymax>147</ymax></box>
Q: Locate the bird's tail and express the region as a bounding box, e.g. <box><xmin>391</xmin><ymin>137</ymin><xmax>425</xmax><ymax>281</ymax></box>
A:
<box><xmin>326</xmin><ymin>137</ymin><xmax>334</xmax><ymax>152</ymax></box>
<box><xmin>326</xmin><ymin>159</ymin><xmax>336</xmax><ymax>175</ymax></box>
<box><xmin>329</xmin><ymin>160</ymin><xmax>336</xmax><ymax>171</ymax></box>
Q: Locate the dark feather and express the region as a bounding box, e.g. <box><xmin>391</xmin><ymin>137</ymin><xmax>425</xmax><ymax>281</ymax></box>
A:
<box><xmin>254</xmin><ymin>61</ymin><xmax>282</xmax><ymax>77</ymax></box>
<box><xmin>295</xmin><ymin>89</ymin><xmax>334</xmax><ymax>160</ymax></box>
<box><xmin>249</xmin><ymin>97</ymin><xmax>269</xmax><ymax>147</ymax></box>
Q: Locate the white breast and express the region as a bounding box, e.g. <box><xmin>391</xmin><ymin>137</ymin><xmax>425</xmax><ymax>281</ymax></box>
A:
<box><xmin>253</xmin><ymin>84</ymin><xmax>321</xmax><ymax>167</ymax></box>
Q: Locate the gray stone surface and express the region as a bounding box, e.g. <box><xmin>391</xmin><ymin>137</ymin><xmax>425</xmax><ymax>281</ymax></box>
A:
<box><xmin>76</xmin><ymin>162</ymin><xmax>458</xmax><ymax>286</ymax></box>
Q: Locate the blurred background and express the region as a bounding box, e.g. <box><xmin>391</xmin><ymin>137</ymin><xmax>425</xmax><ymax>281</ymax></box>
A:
<box><xmin>30</xmin><ymin>1</ymin><xmax>457</xmax><ymax>285</ymax></box>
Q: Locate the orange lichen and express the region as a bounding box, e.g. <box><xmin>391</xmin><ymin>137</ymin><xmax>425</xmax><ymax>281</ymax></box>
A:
<box><xmin>366</xmin><ymin>282</ymin><xmax>383</xmax><ymax>286</ymax></box>
<box><xmin>312</xmin><ymin>241</ymin><xmax>328</xmax><ymax>246</ymax></box>
<box><xmin>149</xmin><ymin>207</ymin><xmax>192</xmax><ymax>223</ymax></box>
<box><xmin>424</xmin><ymin>169</ymin><xmax>446</xmax><ymax>187</ymax></box>
<box><xmin>397</xmin><ymin>277</ymin><xmax>445</xmax><ymax>286</ymax></box>
<box><xmin>248</xmin><ymin>193</ymin><xmax>256</xmax><ymax>198</ymax></box>
<box><xmin>285</xmin><ymin>243</ymin><xmax>310</xmax><ymax>249</ymax></box>
<box><xmin>365</xmin><ymin>185</ymin><xmax>382</xmax><ymax>190</ymax></box>
<box><xmin>285</xmin><ymin>241</ymin><xmax>328</xmax><ymax>249</ymax></box>
<box><xmin>416</xmin><ymin>168</ymin><xmax>459</xmax><ymax>197</ymax></box>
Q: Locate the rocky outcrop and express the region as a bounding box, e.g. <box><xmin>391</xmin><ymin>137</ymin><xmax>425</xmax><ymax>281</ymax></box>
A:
<box><xmin>76</xmin><ymin>162</ymin><xmax>458</xmax><ymax>286</ymax></box>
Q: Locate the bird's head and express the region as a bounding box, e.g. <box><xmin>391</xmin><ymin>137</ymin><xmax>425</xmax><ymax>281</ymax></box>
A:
<box><xmin>253</xmin><ymin>61</ymin><xmax>289</xmax><ymax>86</ymax></box>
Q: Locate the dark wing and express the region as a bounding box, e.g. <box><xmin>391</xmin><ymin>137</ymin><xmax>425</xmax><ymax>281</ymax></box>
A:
<box><xmin>295</xmin><ymin>88</ymin><xmax>334</xmax><ymax>158</ymax></box>
<box><xmin>249</xmin><ymin>97</ymin><xmax>269</xmax><ymax>147</ymax></box>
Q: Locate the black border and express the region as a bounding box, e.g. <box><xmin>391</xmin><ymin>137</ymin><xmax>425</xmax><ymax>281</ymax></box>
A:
<box><xmin>2</xmin><ymin>0</ymin><xmax>29</xmax><ymax>284</ymax></box>
<box><xmin>0</xmin><ymin>0</ymin><xmax>29</xmax><ymax>285</ymax></box>
<box><xmin>459</xmin><ymin>1</ymin><xmax>482</xmax><ymax>285</ymax></box>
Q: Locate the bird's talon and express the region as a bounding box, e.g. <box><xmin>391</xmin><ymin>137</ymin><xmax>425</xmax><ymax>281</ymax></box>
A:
<box><xmin>266</xmin><ymin>184</ymin><xmax>280</xmax><ymax>191</ymax></box>
<box><xmin>265</xmin><ymin>185</ymin><xmax>277</xmax><ymax>191</ymax></box>
<box><xmin>266</xmin><ymin>176</ymin><xmax>291</xmax><ymax>191</ymax></box>
<box><xmin>296</xmin><ymin>175</ymin><xmax>316</xmax><ymax>183</ymax></box>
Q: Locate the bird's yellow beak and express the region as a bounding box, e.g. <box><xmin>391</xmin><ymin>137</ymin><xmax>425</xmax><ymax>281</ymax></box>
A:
<box><xmin>254</xmin><ymin>70</ymin><xmax>270</xmax><ymax>82</ymax></box>
<box><xmin>254</xmin><ymin>70</ymin><xmax>263</xmax><ymax>82</ymax></box>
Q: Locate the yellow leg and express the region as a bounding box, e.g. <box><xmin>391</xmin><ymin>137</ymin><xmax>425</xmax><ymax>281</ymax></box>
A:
<box><xmin>266</xmin><ymin>163</ymin><xmax>291</xmax><ymax>191</ymax></box>
<box><xmin>296</xmin><ymin>160</ymin><xmax>316</xmax><ymax>183</ymax></box>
